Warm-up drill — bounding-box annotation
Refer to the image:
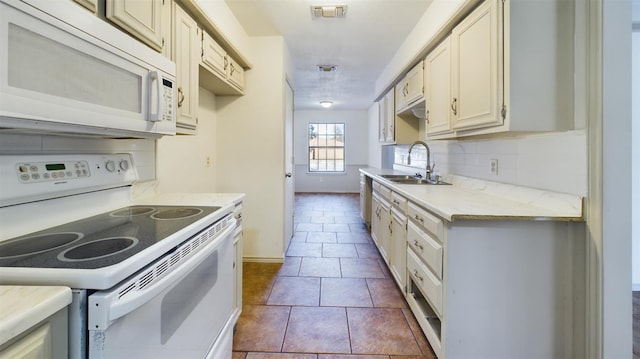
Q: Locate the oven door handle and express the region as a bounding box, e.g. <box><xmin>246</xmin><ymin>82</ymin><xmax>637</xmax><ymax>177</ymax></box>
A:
<box><xmin>89</xmin><ymin>221</ymin><xmax>235</xmax><ymax>330</ymax></box>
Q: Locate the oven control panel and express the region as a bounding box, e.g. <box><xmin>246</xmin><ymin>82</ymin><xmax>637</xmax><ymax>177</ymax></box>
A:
<box><xmin>0</xmin><ymin>154</ymin><xmax>137</xmax><ymax>207</ymax></box>
<box><xmin>16</xmin><ymin>160</ymin><xmax>91</xmax><ymax>183</ymax></box>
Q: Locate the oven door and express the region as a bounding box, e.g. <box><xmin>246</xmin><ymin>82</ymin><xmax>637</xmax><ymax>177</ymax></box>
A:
<box><xmin>0</xmin><ymin>0</ymin><xmax>176</xmax><ymax>138</ymax></box>
<box><xmin>87</xmin><ymin>220</ymin><xmax>235</xmax><ymax>359</ymax></box>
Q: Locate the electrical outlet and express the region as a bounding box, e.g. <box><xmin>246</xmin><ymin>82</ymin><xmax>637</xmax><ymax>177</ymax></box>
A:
<box><xmin>490</xmin><ymin>159</ymin><xmax>498</xmax><ymax>175</ymax></box>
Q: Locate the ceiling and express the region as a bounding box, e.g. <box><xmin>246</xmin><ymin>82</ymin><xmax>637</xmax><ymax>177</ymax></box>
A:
<box><xmin>224</xmin><ymin>0</ymin><xmax>433</xmax><ymax>110</ymax></box>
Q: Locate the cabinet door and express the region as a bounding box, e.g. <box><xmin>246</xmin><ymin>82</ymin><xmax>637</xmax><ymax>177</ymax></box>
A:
<box><xmin>378</xmin><ymin>100</ymin><xmax>386</xmax><ymax>142</ymax></box>
<box><xmin>425</xmin><ymin>37</ymin><xmax>452</xmax><ymax>136</ymax></box>
<box><xmin>173</xmin><ymin>4</ymin><xmax>199</xmax><ymax>133</ymax></box>
<box><xmin>106</xmin><ymin>0</ymin><xmax>163</xmax><ymax>51</ymax></box>
<box><xmin>0</xmin><ymin>323</ymin><xmax>52</xmax><ymax>359</ymax></box>
<box><xmin>395</xmin><ymin>82</ymin><xmax>406</xmax><ymax>112</ymax></box>
<box><xmin>202</xmin><ymin>31</ymin><xmax>228</xmax><ymax>79</ymax></box>
<box><xmin>451</xmin><ymin>0</ymin><xmax>502</xmax><ymax>131</ymax></box>
<box><xmin>227</xmin><ymin>56</ymin><xmax>245</xmax><ymax>91</ymax></box>
<box><xmin>403</xmin><ymin>61</ymin><xmax>424</xmax><ymax>107</ymax></box>
<box><xmin>160</xmin><ymin>0</ymin><xmax>172</xmax><ymax>59</ymax></box>
<box><xmin>371</xmin><ymin>195</ymin><xmax>381</xmax><ymax>247</ymax></box>
<box><xmin>378</xmin><ymin>199</ymin><xmax>390</xmax><ymax>262</ymax></box>
<box><xmin>390</xmin><ymin>209</ymin><xmax>407</xmax><ymax>292</ymax></box>
<box><xmin>384</xmin><ymin>90</ymin><xmax>395</xmax><ymax>143</ymax></box>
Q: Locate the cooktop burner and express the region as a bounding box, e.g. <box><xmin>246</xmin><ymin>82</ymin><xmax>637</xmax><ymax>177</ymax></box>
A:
<box><xmin>0</xmin><ymin>205</ymin><xmax>221</xmax><ymax>270</ymax></box>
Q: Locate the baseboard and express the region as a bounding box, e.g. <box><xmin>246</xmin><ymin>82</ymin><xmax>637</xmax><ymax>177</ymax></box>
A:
<box><xmin>243</xmin><ymin>256</ymin><xmax>284</xmax><ymax>264</ymax></box>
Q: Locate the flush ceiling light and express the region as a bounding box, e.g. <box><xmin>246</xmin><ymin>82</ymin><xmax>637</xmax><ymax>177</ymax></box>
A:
<box><xmin>320</xmin><ymin>101</ymin><xmax>333</xmax><ymax>108</ymax></box>
<box><xmin>317</xmin><ymin>65</ymin><xmax>337</xmax><ymax>72</ymax></box>
<box><xmin>311</xmin><ymin>5</ymin><xmax>347</xmax><ymax>18</ymax></box>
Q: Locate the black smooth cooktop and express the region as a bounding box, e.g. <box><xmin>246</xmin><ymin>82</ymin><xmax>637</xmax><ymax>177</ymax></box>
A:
<box><xmin>0</xmin><ymin>205</ymin><xmax>221</xmax><ymax>270</ymax></box>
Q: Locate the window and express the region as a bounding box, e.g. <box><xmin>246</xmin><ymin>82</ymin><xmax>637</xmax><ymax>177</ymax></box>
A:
<box><xmin>308</xmin><ymin>123</ymin><xmax>345</xmax><ymax>172</ymax></box>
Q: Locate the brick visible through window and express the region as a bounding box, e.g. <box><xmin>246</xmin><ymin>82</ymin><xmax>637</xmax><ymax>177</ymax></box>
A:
<box><xmin>308</xmin><ymin>123</ymin><xmax>345</xmax><ymax>172</ymax></box>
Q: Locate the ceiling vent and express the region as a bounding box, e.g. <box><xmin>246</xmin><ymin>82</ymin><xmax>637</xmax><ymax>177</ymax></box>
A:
<box><xmin>311</xmin><ymin>5</ymin><xmax>347</xmax><ymax>18</ymax></box>
<box><xmin>317</xmin><ymin>65</ymin><xmax>337</xmax><ymax>72</ymax></box>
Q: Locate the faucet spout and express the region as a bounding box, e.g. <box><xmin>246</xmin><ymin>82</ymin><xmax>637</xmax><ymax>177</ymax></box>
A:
<box><xmin>407</xmin><ymin>141</ymin><xmax>432</xmax><ymax>180</ymax></box>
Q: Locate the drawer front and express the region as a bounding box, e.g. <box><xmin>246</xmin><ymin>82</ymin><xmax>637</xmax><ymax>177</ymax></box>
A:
<box><xmin>372</xmin><ymin>181</ymin><xmax>381</xmax><ymax>193</ymax></box>
<box><xmin>378</xmin><ymin>184</ymin><xmax>392</xmax><ymax>202</ymax></box>
<box><xmin>408</xmin><ymin>202</ymin><xmax>443</xmax><ymax>240</ymax></box>
<box><xmin>391</xmin><ymin>192</ymin><xmax>408</xmax><ymax>213</ymax></box>
<box><xmin>407</xmin><ymin>249</ymin><xmax>442</xmax><ymax>316</ymax></box>
<box><xmin>407</xmin><ymin>221</ymin><xmax>443</xmax><ymax>278</ymax></box>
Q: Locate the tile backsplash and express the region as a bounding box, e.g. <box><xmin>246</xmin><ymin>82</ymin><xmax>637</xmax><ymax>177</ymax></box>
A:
<box><xmin>394</xmin><ymin>130</ymin><xmax>587</xmax><ymax>196</ymax></box>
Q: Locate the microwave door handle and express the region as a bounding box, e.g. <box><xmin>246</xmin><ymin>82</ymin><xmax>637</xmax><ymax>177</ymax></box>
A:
<box><xmin>90</xmin><ymin>221</ymin><xmax>235</xmax><ymax>329</ymax></box>
<box><xmin>148</xmin><ymin>71</ymin><xmax>162</xmax><ymax>122</ymax></box>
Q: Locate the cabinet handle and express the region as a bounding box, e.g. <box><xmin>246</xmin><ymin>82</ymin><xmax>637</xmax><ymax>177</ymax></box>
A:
<box><xmin>414</xmin><ymin>214</ymin><xmax>424</xmax><ymax>223</ymax></box>
<box><xmin>224</xmin><ymin>57</ymin><xmax>229</xmax><ymax>71</ymax></box>
<box><xmin>230</xmin><ymin>64</ymin><xmax>235</xmax><ymax>76</ymax></box>
<box><xmin>413</xmin><ymin>240</ymin><xmax>424</xmax><ymax>250</ymax></box>
<box><xmin>177</xmin><ymin>87</ymin><xmax>185</xmax><ymax>108</ymax></box>
<box><xmin>393</xmin><ymin>199</ymin><xmax>400</xmax><ymax>205</ymax></box>
<box><xmin>451</xmin><ymin>98</ymin><xmax>457</xmax><ymax>115</ymax></box>
<box><xmin>413</xmin><ymin>269</ymin><xmax>424</xmax><ymax>282</ymax></box>
<box><xmin>426</xmin><ymin>110</ymin><xmax>430</xmax><ymax>123</ymax></box>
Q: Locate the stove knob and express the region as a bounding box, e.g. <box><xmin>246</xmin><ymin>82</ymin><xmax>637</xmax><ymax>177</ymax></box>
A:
<box><xmin>119</xmin><ymin>160</ymin><xmax>129</xmax><ymax>171</ymax></box>
<box><xmin>105</xmin><ymin>160</ymin><xmax>116</xmax><ymax>172</ymax></box>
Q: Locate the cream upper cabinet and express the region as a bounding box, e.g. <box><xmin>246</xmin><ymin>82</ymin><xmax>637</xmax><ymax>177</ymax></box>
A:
<box><xmin>160</xmin><ymin>0</ymin><xmax>172</xmax><ymax>58</ymax></box>
<box><xmin>173</xmin><ymin>4</ymin><xmax>199</xmax><ymax>134</ymax></box>
<box><xmin>450</xmin><ymin>0</ymin><xmax>502</xmax><ymax>131</ymax></box>
<box><xmin>378</xmin><ymin>89</ymin><xmax>395</xmax><ymax>144</ymax></box>
<box><xmin>202</xmin><ymin>32</ymin><xmax>227</xmax><ymax>79</ymax></box>
<box><xmin>106</xmin><ymin>0</ymin><xmax>163</xmax><ymax>52</ymax></box>
<box><xmin>425</xmin><ymin>0</ymin><xmax>574</xmax><ymax>139</ymax></box>
<box><xmin>227</xmin><ymin>56</ymin><xmax>245</xmax><ymax>90</ymax></box>
<box><xmin>395</xmin><ymin>61</ymin><xmax>424</xmax><ymax>113</ymax></box>
<box><xmin>424</xmin><ymin>36</ymin><xmax>452</xmax><ymax>136</ymax></box>
<box><xmin>200</xmin><ymin>31</ymin><xmax>245</xmax><ymax>95</ymax></box>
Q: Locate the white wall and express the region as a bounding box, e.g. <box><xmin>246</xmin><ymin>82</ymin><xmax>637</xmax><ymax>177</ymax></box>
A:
<box><xmin>294</xmin><ymin>110</ymin><xmax>368</xmax><ymax>193</ymax></box>
<box><xmin>155</xmin><ymin>87</ymin><xmax>218</xmax><ymax>193</ymax></box>
<box><xmin>375</xmin><ymin>0</ymin><xmax>465</xmax><ymax>97</ymax></box>
<box><xmin>393</xmin><ymin>130</ymin><xmax>587</xmax><ymax>196</ymax></box>
<box><xmin>216</xmin><ymin>36</ymin><xmax>288</xmax><ymax>261</ymax></box>
<box><xmin>632</xmin><ymin>10</ymin><xmax>640</xmax><ymax>289</ymax></box>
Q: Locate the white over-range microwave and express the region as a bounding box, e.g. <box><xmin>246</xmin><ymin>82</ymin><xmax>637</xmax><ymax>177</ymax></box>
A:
<box><xmin>0</xmin><ymin>0</ymin><xmax>176</xmax><ymax>138</ymax></box>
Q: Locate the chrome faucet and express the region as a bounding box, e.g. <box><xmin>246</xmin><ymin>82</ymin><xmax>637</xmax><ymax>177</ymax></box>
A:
<box><xmin>407</xmin><ymin>141</ymin><xmax>433</xmax><ymax>180</ymax></box>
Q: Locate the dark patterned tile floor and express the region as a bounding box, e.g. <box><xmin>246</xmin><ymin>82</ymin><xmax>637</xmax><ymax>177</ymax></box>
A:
<box><xmin>233</xmin><ymin>193</ymin><xmax>435</xmax><ymax>358</ymax></box>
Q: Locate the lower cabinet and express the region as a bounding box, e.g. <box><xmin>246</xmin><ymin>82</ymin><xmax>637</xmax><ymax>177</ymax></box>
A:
<box><xmin>365</xmin><ymin>178</ymin><xmax>585</xmax><ymax>359</ymax></box>
<box><xmin>0</xmin><ymin>307</ymin><xmax>68</xmax><ymax>359</ymax></box>
<box><xmin>405</xmin><ymin>202</ymin><xmax>584</xmax><ymax>359</ymax></box>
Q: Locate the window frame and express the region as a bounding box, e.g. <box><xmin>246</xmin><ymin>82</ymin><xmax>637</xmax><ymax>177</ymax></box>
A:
<box><xmin>307</xmin><ymin>122</ymin><xmax>345</xmax><ymax>173</ymax></box>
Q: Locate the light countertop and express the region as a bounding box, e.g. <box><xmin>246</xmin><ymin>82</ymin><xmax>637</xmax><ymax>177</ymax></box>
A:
<box><xmin>360</xmin><ymin>168</ymin><xmax>583</xmax><ymax>222</ymax></box>
<box><xmin>0</xmin><ymin>286</ymin><xmax>71</xmax><ymax>346</ymax></box>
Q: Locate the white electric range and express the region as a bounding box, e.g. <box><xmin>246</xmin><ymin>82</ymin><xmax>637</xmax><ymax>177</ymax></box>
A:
<box><xmin>0</xmin><ymin>153</ymin><xmax>240</xmax><ymax>359</ymax></box>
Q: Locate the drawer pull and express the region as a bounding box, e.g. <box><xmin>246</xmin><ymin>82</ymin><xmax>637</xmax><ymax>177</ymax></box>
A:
<box><xmin>414</xmin><ymin>215</ymin><xmax>424</xmax><ymax>223</ymax></box>
<box><xmin>393</xmin><ymin>199</ymin><xmax>400</xmax><ymax>205</ymax></box>
<box><xmin>413</xmin><ymin>240</ymin><xmax>424</xmax><ymax>250</ymax></box>
<box><xmin>413</xmin><ymin>269</ymin><xmax>424</xmax><ymax>282</ymax></box>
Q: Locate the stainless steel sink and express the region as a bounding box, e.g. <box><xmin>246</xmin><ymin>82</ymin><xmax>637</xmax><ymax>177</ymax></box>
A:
<box><xmin>379</xmin><ymin>174</ymin><xmax>418</xmax><ymax>180</ymax></box>
<box><xmin>379</xmin><ymin>174</ymin><xmax>451</xmax><ymax>185</ymax></box>
<box><xmin>391</xmin><ymin>178</ymin><xmax>451</xmax><ymax>185</ymax></box>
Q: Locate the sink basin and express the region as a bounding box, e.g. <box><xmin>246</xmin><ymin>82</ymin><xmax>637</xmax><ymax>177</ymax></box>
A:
<box><xmin>391</xmin><ymin>179</ymin><xmax>451</xmax><ymax>185</ymax></box>
<box><xmin>378</xmin><ymin>174</ymin><xmax>451</xmax><ymax>185</ymax></box>
<box><xmin>379</xmin><ymin>174</ymin><xmax>418</xmax><ymax>180</ymax></box>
